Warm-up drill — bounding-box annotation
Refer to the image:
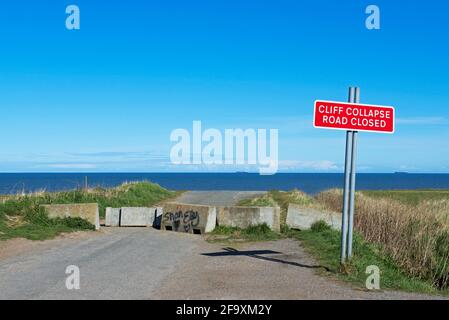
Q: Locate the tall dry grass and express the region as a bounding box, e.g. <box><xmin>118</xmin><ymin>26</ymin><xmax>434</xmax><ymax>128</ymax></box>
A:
<box><xmin>316</xmin><ymin>189</ymin><xmax>449</xmax><ymax>289</ymax></box>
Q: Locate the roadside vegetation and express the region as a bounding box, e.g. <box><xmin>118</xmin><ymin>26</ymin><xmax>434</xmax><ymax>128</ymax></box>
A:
<box><xmin>289</xmin><ymin>221</ymin><xmax>445</xmax><ymax>295</ymax></box>
<box><xmin>0</xmin><ymin>181</ymin><xmax>178</xmax><ymax>241</ymax></box>
<box><xmin>236</xmin><ymin>188</ymin><xmax>449</xmax><ymax>293</ymax></box>
<box><xmin>316</xmin><ymin>189</ymin><xmax>449</xmax><ymax>291</ymax></box>
<box><xmin>207</xmin><ymin>223</ymin><xmax>280</xmax><ymax>242</ymax></box>
<box><xmin>361</xmin><ymin>189</ymin><xmax>449</xmax><ymax>206</ymax></box>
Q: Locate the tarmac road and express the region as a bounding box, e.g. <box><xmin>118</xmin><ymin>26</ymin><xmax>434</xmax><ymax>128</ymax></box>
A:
<box><xmin>0</xmin><ymin>228</ymin><xmax>201</xmax><ymax>299</ymax></box>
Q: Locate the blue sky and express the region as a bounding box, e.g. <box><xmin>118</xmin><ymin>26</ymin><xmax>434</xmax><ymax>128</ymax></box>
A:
<box><xmin>0</xmin><ymin>0</ymin><xmax>448</xmax><ymax>173</ymax></box>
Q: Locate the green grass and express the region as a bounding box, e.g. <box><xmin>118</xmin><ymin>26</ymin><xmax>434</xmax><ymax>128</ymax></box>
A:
<box><xmin>208</xmin><ymin>223</ymin><xmax>280</xmax><ymax>242</ymax></box>
<box><xmin>0</xmin><ymin>202</ymin><xmax>96</xmax><ymax>241</ymax></box>
<box><xmin>290</xmin><ymin>221</ymin><xmax>447</xmax><ymax>295</ymax></box>
<box><xmin>32</xmin><ymin>181</ymin><xmax>178</xmax><ymax>218</ymax></box>
<box><xmin>0</xmin><ymin>181</ymin><xmax>178</xmax><ymax>241</ymax></box>
<box><xmin>361</xmin><ymin>189</ymin><xmax>449</xmax><ymax>206</ymax></box>
<box><xmin>1</xmin><ymin>217</ymin><xmax>95</xmax><ymax>241</ymax></box>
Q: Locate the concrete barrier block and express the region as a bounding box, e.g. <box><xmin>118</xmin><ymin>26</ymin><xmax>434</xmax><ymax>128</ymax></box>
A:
<box><xmin>216</xmin><ymin>206</ymin><xmax>281</xmax><ymax>232</ymax></box>
<box><xmin>120</xmin><ymin>207</ymin><xmax>156</xmax><ymax>227</ymax></box>
<box><xmin>105</xmin><ymin>207</ymin><xmax>120</xmax><ymax>227</ymax></box>
<box><xmin>41</xmin><ymin>203</ymin><xmax>100</xmax><ymax>230</ymax></box>
<box><xmin>286</xmin><ymin>203</ymin><xmax>341</xmax><ymax>230</ymax></box>
<box><xmin>161</xmin><ymin>203</ymin><xmax>216</xmax><ymax>234</ymax></box>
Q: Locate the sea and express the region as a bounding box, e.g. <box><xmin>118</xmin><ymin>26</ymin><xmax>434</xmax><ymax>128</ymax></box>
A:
<box><xmin>1</xmin><ymin>173</ymin><xmax>449</xmax><ymax>195</ymax></box>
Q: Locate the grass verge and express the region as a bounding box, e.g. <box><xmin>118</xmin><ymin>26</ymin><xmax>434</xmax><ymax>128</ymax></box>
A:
<box><xmin>361</xmin><ymin>189</ymin><xmax>449</xmax><ymax>206</ymax></box>
<box><xmin>206</xmin><ymin>223</ymin><xmax>280</xmax><ymax>243</ymax></box>
<box><xmin>316</xmin><ymin>189</ymin><xmax>449</xmax><ymax>290</ymax></box>
<box><xmin>289</xmin><ymin>221</ymin><xmax>447</xmax><ymax>295</ymax></box>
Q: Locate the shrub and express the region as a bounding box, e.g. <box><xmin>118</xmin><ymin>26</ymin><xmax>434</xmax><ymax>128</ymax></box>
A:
<box><xmin>311</xmin><ymin>220</ymin><xmax>332</xmax><ymax>233</ymax></box>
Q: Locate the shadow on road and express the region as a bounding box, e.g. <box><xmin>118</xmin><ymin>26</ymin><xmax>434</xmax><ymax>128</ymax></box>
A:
<box><xmin>202</xmin><ymin>247</ymin><xmax>330</xmax><ymax>271</ymax></box>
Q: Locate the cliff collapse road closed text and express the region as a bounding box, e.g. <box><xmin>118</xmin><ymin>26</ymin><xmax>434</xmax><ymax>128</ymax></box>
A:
<box><xmin>314</xmin><ymin>100</ymin><xmax>395</xmax><ymax>133</ymax></box>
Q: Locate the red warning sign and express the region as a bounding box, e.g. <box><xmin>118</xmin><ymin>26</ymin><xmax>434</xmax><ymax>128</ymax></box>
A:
<box><xmin>314</xmin><ymin>100</ymin><xmax>395</xmax><ymax>133</ymax></box>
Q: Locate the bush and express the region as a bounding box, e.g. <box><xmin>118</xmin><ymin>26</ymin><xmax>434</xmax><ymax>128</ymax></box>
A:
<box><xmin>311</xmin><ymin>220</ymin><xmax>332</xmax><ymax>233</ymax></box>
<box><xmin>238</xmin><ymin>194</ymin><xmax>278</xmax><ymax>207</ymax></box>
<box><xmin>243</xmin><ymin>223</ymin><xmax>272</xmax><ymax>236</ymax></box>
<box><xmin>54</xmin><ymin>217</ymin><xmax>95</xmax><ymax>230</ymax></box>
<box><xmin>210</xmin><ymin>223</ymin><xmax>279</xmax><ymax>241</ymax></box>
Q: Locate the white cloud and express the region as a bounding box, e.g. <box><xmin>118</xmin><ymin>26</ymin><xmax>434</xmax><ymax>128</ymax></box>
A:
<box><xmin>398</xmin><ymin>164</ymin><xmax>418</xmax><ymax>171</ymax></box>
<box><xmin>46</xmin><ymin>163</ymin><xmax>97</xmax><ymax>169</ymax></box>
<box><xmin>279</xmin><ymin>160</ymin><xmax>339</xmax><ymax>171</ymax></box>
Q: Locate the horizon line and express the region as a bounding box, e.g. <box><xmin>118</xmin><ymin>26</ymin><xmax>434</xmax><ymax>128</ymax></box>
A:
<box><xmin>0</xmin><ymin>172</ymin><xmax>447</xmax><ymax>175</ymax></box>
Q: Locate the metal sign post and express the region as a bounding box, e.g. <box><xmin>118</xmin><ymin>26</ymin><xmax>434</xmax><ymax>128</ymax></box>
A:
<box><xmin>313</xmin><ymin>88</ymin><xmax>394</xmax><ymax>264</ymax></box>
<box><xmin>347</xmin><ymin>87</ymin><xmax>360</xmax><ymax>260</ymax></box>
<box><xmin>341</xmin><ymin>87</ymin><xmax>359</xmax><ymax>263</ymax></box>
<box><xmin>340</xmin><ymin>88</ymin><xmax>355</xmax><ymax>264</ymax></box>
<box><xmin>339</xmin><ymin>87</ymin><xmax>359</xmax><ymax>263</ymax></box>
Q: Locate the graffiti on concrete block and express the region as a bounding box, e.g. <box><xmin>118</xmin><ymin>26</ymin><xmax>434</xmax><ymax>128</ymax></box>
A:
<box><xmin>163</xmin><ymin>210</ymin><xmax>200</xmax><ymax>232</ymax></box>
